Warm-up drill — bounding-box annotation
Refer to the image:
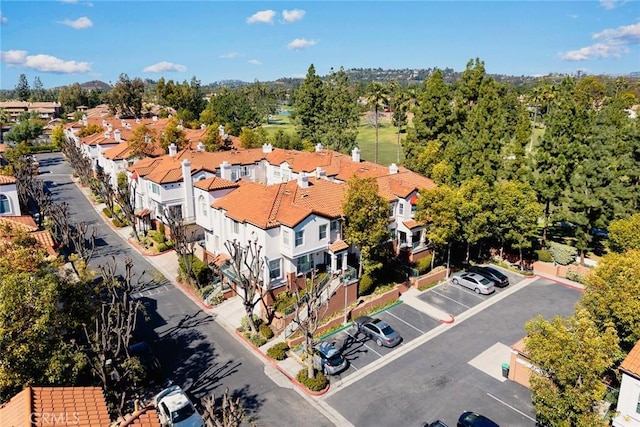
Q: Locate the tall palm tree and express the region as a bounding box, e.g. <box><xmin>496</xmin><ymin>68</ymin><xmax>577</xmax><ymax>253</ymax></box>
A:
<box><xmin>366</xmin><ymin>82</ymin><xmax>389</xmax><ymax>164</ymax></box>
<box><xmin>391</xmin><ymin>90</ymin><xmax>410</xmax><ymax>163</ymax></box>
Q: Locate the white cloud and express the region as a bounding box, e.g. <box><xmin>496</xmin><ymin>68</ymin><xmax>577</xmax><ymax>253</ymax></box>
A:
<box><xmin>143</xmin><ymin>61</ymin><xmax>187</xmax><ymax>73</ymax></box>
<box><xmin>60</xmin><ymin>0</ymin><xmax>79</xmax><ymax>3</ymax></box>
<box><xmin>282</xmin><ymin>9</ymin><xmax>305</xmax><ymax>23</ymax></box>
<box><xmin>1</xmin><ymin>50</ymin><xmax>91</xmax><ymax>73</ymax></box>
<box><xmin>248</xmin><ymin>59</ymin><xmax>262</xmax><ymax>65</ymax></box>
<box><xmin>561</xmin><ymin>22</ymin><xmax>640</xmax><ymax>61</ymax></box>
<box><xmin>599</xmin><ymin>0</ymin><xmax>627</xmax><ymax>9</ymax></box>
<box><xmin>0</xmin><ymin>11</ymin><xmax>7</xmax><ymax>24</ymax></box>
<box><xmin>568</xmin><ymin>14</ymin><xmax>579</xmax><ymax>19</ymax></box>
<box><xmin>0</xmin><ymin>50</ymin><xmax>27</xmax><ymax>64</ymax></box>
<box><xmin>287</xmin><ymin>38</ymin><xmax>317</xmax><ymax>50</ymax></box>
<box><xmin>561</xmin><ymin>42</ymin><xmax>628</xmax><ymax>60</ymax></box>
<box><xmin>247</xmin><ymin>10</ymin><xmax>276</xmax><ymax>24</ymax></box>
<box><xmin>220</xmin><ymin>52</ymin><xmax>241</xmax><ymax>59</ymax></box>
<box><xmin>593</xmin><ymin>22</ymin><xmax>640</xmax><ymax>43</ymax></box>
<box><xmin>60</xmin><ymin>16</ymin><xmax>93</xmax><ymax>29</ymax></box>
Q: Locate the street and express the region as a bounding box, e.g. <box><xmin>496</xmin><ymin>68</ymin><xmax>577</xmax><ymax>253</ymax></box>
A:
<box><xmin>37</xmin><ymin>152</ymin><xmax>333</xmax><ymax>427</ymax></box>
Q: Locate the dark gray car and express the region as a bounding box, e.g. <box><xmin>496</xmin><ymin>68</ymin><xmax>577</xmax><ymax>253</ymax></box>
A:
<box><xmin>352</xmin><ymin>316</ymin><xmax>402</xmax><ymax>347</ymax></box>
<box><xmin>468</xmin><ymin>265</ymin><xmax>509</xmax><ymax>288</ymax></box>
<box><xmin>313</xmin><ymin>341</ymin><xmax>349</xmax><ymax>375</ymax></box>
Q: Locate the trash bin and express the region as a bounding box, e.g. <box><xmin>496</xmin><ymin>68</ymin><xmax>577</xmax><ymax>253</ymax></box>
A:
<box><xmin>502</xmin><ymin>362</ymin><xmax>510</xmax><ymax>378</ymax></box>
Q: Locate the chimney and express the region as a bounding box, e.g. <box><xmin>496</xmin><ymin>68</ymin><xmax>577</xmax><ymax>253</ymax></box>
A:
<box><xmin>104</xmin><ymin>131</ymin><xmax>111</xmax><ymax>139</ymax></box>
<box><xmin>218</xmin><ymin>125</ymin><xmax>225</xmax><ymax>136</ymax></box>
<box><xmin>169</xmin><ymin>143</ymin><xmax>177</xmax><ymax>157</ymax></box>
<box><xmin>82</xmin><ymin>114</ymin><xmax>88</xmax><ymax>126</ymax></box>
<box><xmin>262</xmin><ymin>143</ymin><xmax>273</xmax><ymax>153</ymax></box>
<box><xmin>197</xmin><ymin>142</ymin><xmax>205</xmax><ymax>152</ymax></box>
<box><xmin>220</xmin><ymin>160</ymin><xmax>232</xmax><ymax>180</ymax></box>
<box><xmin>389</xmin><ymin>163</ymin><xmax>399</xmax><ymax>174</ymax></box>
<box><xmin>297</xmin><ymin>172</ymin><xmax>309</xmax><ymax>188</ymax></box>
<box><xmin>135</xmin><ymin>118</ymin><xmax>141</xmax><ymax>124</ymax></box>
<box><xmin>121</xmin><ymin>119</ymin><xmax>126</xmax><ymax>127</ymax></box>
<box><xmin>315</xmin><ymin>143</ymin><xmax>323</xmax><ymax>152</ymax></box>
<box><xmin>315</xmin><ymin>166</ymin><xmax>326</xmax><ymax>179</ymax></box>
<box><xmin>200</xmin><ymin>123</ymin><xmax>206</xmax><ymax>129</ymax></box>
<box><xmin>152</xmin><ymin>115</ymin><xmax>158</xmax><ymax>122</ymax></box>
<box><xmin>181</xmin><ymin>159</ymin><xmax>195</xmax><ymax>220</ymax></box>
<box><xmin>114</xmin><ymin>129</ymin><xmax>121</xmax><ymax>142</ymax></box>
<box><xmin>352</xmin><ymin>147</ymin><xmax>361</xmax><ymax>163</ymax></box>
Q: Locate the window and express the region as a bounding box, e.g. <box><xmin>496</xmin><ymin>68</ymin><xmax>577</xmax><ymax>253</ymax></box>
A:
<box><xmin>232</xmin><ymin>220</ymin><xmax>239</xmax><ymax>234</ymax></box>
<box><xmin>398</xmin><ymin>202</ymin><xmax>404</xmax><ymax>216</ymax></box>
<box><xmin>269</xmin><ymin>259</ymin><xmax>281</xmax><ymax>279</ymax></box>
<box><xmin>231</xmin><ymin>170</ymin><xmax>238</xmax><ymax>181</ymax></box>
<box><xmin>398</xmin><ymin>231</ymin><xmax>407</xmax><ymax>244</ymax></box>
<box><xmin>241</xmin><ymin>166</ymin><xmax>249</xmax><ymax>177</ymax></box>
<box><xmin>319</xmin><ymin>224</ymin><xmax>327</xmax><ymax>240</ymax></box>
<box><xmin>637</xmin><ymin>391</ymin><xmax>640</xmax><ymax>414</ymax></box>
<box><xmin>0</xmin><ymin>195</ymin><xmax>9</xmax><ymax>214</ymax></box>
<box><xmin>274</xmin><ymin>169</ymin><xmax>281</xmax><ymax>179</ymax></box>
<box><xmin>199</xmin><ymin>195</ymin><xmax>207</xmax><ymax>216</ymax></box>
<box><xmin>283</xmin><ymin>230</ymin><xmax>290</xmax><ymax>246</ymax></box>
<box><xmin>330</xmin><ymin>220</ymin><xmax>339</xmax><ymax>232</ymax></box>
<box><xmin>151</xmin><ymin>183</ymin><xmax>160</xmax><ymax>195</ymax></box>
<box><xmin>295</xmin><ymin>230</ymin><xmax>304</xmax><ymax>247</ymax></box>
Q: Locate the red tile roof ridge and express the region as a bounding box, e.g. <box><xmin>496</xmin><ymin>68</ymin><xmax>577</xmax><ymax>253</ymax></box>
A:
<box><xmin>267</xmin><ymin>183</ymin><xmax>288</xmax><ymax>227</ymax></box>
<box><xmin>621</xmin><ymin>340</ymin><xmax>640</xmax><ymax>378</ymax></box>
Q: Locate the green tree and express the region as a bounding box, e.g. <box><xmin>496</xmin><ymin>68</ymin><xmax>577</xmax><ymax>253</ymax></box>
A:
<box><xmin>15</xmin><ymin>73</ymin><xmax>30</xmax><ymax>101</ymax></box>
<box><xmin>525</xmin><ymin>308</ymin><xmax>620</xmax><ymax>427</ymax></box>
<box><xmin>415</xmin><ymin>185</ymin><xmax>460</xmax><ymax>270</ymax></box>
<box><xmin>365</xmin><ymin>81</ymin><xmax>390</xmax><ymax>164</ymax></box>
<box><xmin>245</xmin><ymin>80</ymin><xmax>277</xmax><ymax>124</ymax></box>
<box><xmin>51</xmin><ymin>124</ymin><xmax>65</xmax><ymax>150</ymax></box>
<box><xmin>492</xmin><ymin>180</ymin><xmax>542</xmax><ymax>263</ymax></box>
<box><xmin>0</xmin><ymin>108</ymin><xmax>10</xmax><ymax>144</ymax></box>
<box><xmin>391</xmin><ymin>87</ymin><xmax>410</xmax><ymax>164</ymax></box>
<box><xmin>4</xmin><ymin>119</ymin><xmax>44</xmax><ymax>144</ymax></box>
<box><xmin>32</xmin><ymin>76</ymin><xmax>45</xmax><ymax>102</ymax></box>
<box><xmin>292</xmin><ymin>64</ymin><xmax>325</xmax><ymax>145</ymax></box>
<box><xmin>403</xmin><ymin>69</ymin><xmax>453</xmax><ymax>175</ymax></box>
<box><xmin>239</xmin><ymin>126</ymin><xmax>266</xmax><ymax>149</ymax></box>
<box><xmin>342</xmin><ymin>176</ymin><xmax>391</xmax><ymax>278</ymax></box>
<box><xmin>201</xmin><ymin>88</ymin><xmax>259</xmax><ymax>135</ymax></box>
<box><xmin>457</xmin><ymin>178</ymin><xmax>492</xmax><ymax>262</ymax></box>
<box><xmin>608</xmin><ymin>214</ymin><xmax>640</xmax><ymax>253</ymax></box>
<box><xmin>160</xmin><ymin>117</ymin><xmax>187</xmax><ymax>151</ymax></box>
<box><xmin>201</xmin><ymin>124</ymin><xmax>224</xmax><ymax>152</ymax></box>
<box><xmin>128</xmin><ymin>124</ymin><xmax>159</xmax><ymax>158</ymax></box>
<box><xmin>581</xmin><ymin>249</ymin><xmax>640</xmax><ymax>352</ymax></box>
<box><xmin>320</xmin><ymin>67</ymin><xmax>360</xmax><ymax>153</ymax></box>
<box><xmin>107</xmin><ymin>73</ymin><xmax>144</xmax><ymax>118</ymax></box>
<box><xmin>0</xmin><ymin>240</ymin><xmax>92</xmax><ymax>401</ymax></box>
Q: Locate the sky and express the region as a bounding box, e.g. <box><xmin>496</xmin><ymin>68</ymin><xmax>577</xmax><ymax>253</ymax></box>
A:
<box><xmin>0</xmin><ymin>0</ymin><xmax>639</xmax><ymax>90</ymax></box>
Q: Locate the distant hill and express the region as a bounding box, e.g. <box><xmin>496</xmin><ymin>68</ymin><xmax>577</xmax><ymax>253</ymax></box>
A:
<box><xmin>79</xmin><ymin>80</ymin><xmax>112</xmax><ymax>91</ymax></box>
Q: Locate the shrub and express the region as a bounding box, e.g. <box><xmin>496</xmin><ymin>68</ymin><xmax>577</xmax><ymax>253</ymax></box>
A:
<box><xmin>158</xmin><ymin>222</ymin><xmax>166</xmax><ymax>237</ymax></box>
<box><xmin>149</xmin><ymin>230</ymin><xmax>166</xmax><ymax>244</ymax></box>
<box><xmin>296</xmin><ymin>369</ymin><xmax>328</xmax><ymax>392</ymax></box>
<box><xmin>112</xmin><ymin>218</ymin><xmax>124</xmax><ymax>227</ymax></box>
<box><xmin>240</xmin><ymin>315</ymin><xmax>261</xmax><ymax>332</ymax></box>
<box><xmin>548</xmin><ymin>241</ymin><xmax>578</xmax><ymax>266</ymax></box>
<box><xmin>177</xmin><ymin>254</ymin><xmax>212</xmax><ymax>284</ymax></box>
<box><xmin>358</xmin><ymin>273</ymin><xmax>375</xmax><ymax>296</ymax></box>
<box><xmin>103</xmin><ymin>207</ymin><xmax>113</xmax><ymax>218</ymax></box>
<box><xmin>156</xmin><ymin>242</ymin><xmax>173</xmax><ymax>252</ymax></box>
<box><xmin>247</xmin><ymin>333</ymin><xmax>267</xmax><ymax>347</ymax></box>
<box><xmin>416</xmin><ymin>254</ymin><xmax>433</xmax><ymax>274</ymax></box>
<box><xmin>273</xmin><ymin>291</ymin><xmax>296</xmax><ymax>314</ymax></box>
<box><xmin>259</xmin><ymin>323</ymin><xmax>274</xmax><ymax>340</ymax></box>
<box><xmin>566</xmin><ymin>271</ymin><xmax>585</xmax><ymax>284</ymax></box>
<box><xmin>266</xmin><ymin>342</ymin><xmax>290</xmax><ymax>360</ymax></box>
<box><xmin>535</xmin><ymin>249</ymin><xmax>553</xmax><ymax>263</ymax></box>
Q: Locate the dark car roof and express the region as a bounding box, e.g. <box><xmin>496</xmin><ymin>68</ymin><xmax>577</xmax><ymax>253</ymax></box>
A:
<box><xmin>470</xmin><ymin>266</ymin><xmax>506</xmax><ymax>279</ymax></box>
<box><xmin>354</xmin><ymin>315</ymin><xmax>373</xmax><ymax>325</ymax></box>
<box><xmin>458</xmin><ymin>411</ymin><xmax>499</xmax><ymax>427</ymax></box>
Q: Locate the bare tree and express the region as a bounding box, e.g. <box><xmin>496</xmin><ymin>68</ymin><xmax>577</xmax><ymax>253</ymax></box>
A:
<box><xmin>222</xmin><ymin>238</ymin><xmax>270</xmax><ymax>333</ymax></box>
<box><xmin>164</xmin><ymin>205</ymin><xmax>198</xmax><ymax>284</ymax></box>
<box><xmin>82</xmin><ymin>257</ymin><xmax>143</xmax><ymax>416</ymax></box>
<box><xmin>292</xmin><ymin>269</ymin><xmax>330</xmax><ymax>379</ymax></box>
<box><xmin>201</xmin><ymin>388</ymin><xmax>248</xmax><ymax>427</ymax></box>
<box><xmin>69</xmin><ymin>221</ymin><xmax>97</xmax><ymax>265</ymax></box>
<box><xmin>114</xmin><ymin>171</ymin><xmax>140</xmax><ymax>242</ymax></box>
<box><xmin>48</xmin><ymin>201</ymin><xmax>73</xmax><ymax>251</ymax></box>
<box><xmin>93</xmin><ymin>166</ymin><xmax>116</xmax><ymax>215</ymax></box>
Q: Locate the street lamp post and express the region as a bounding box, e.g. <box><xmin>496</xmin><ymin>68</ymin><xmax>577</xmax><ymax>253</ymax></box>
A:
<box><xmin>343</xmin><ymin>275</ymin><xmax>350</xmax><ymax>325</ymax></box>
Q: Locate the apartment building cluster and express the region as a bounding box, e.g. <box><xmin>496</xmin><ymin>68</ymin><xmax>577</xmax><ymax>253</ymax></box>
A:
<box><xmin>64</xmin><ymin>113</ymin><xmax>436</xmax><ymax>294</ymax></box>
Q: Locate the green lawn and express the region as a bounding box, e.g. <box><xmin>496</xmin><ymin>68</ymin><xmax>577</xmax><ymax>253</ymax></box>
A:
<box><xmin>261</xmin><ymin>111</ymin><xmax>406</xmax><ymax>166</ymax></box>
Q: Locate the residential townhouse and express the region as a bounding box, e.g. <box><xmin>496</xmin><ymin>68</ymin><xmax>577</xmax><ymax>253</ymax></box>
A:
<box><xmin>0</xmin><ymin>175</ymin><xmax>21</xmax><ymax>216</ymax></box>
<box><xmin>0</xmin><ymin>101</ymin><xmax>62</xmax><ymax>122</ymax></box>
<box><xmin>613</xmin><ymin>341</ymin><xmax>640</xmax><ymax>427</ymax></box>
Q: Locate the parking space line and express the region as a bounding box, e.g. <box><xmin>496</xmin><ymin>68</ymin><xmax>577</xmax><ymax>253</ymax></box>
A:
<box><xmin>344</xmin><ymin>332</ymin><xmax>383</xmax><ymax>357</ymax></box>
<box><xmin>431</xmin><ymin>290</ymin><xmax>472</xmax><ymax>308</ymax></box>
<box><xmin>385</xmin><ymin>311</ymin><xmax>425</xmax><ymax>334</ymax></box>
<box><xmin>486</xmin><ymin>392</ymin><xmax>536</xmax><ymax>423</ymax></box>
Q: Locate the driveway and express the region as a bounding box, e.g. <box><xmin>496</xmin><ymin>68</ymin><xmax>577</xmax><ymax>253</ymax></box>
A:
<box><xmin>37</xmin><ymin>153</ymin><xmax>334</xmax><ymax>427</ymax></box>
<box><xmin>324</xmin><ymin>278</ymin><xmax>582</xmax><ymax>426</ymax></box>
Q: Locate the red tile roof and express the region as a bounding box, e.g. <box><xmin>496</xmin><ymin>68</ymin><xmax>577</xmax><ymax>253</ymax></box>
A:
<box><xmin>213</xmin><ymin>178</ymin><xmax>344</xmax><ymax>229</ymax></box>
<box><xmin>0</xmin><ymin>215</ymin><xmax>38</xmax><ymax>232</ymax></box>
<box><xmin>0</xmin><ymin>175</ymin><xmax>17</xmax><ymax>185</ymax></box>
<box><xmin>329</xmin><ymin>239</ymin><xmax>349</xmax><ymax>252</ymax></box>
<box><xmin>403</xmin><ymin>219</ymin><xmax>423</xmax><ymax>229</ymax></box>
<box><xmin>194</xmin><ymin>176</ymin><xmax>238</xmax><ymax>191</ymax></box>
<box><xmin>0</xmin><ymin>386</ymin><xmax>111</xmax><ymax>427</ymax></box>
<box><xmin>621</xmin><ymin>340</ymin><xmax>640</xmax><ymax>378</ymax></box>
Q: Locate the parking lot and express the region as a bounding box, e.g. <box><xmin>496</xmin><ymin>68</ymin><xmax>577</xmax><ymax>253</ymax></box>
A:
<box><xmin>419</xmin><ymin>268</ymin><xmax>523</xmax><ymax>316</ymax></box>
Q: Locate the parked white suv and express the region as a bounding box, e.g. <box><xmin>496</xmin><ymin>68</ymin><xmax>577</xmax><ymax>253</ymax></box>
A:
<box><xmin>154</xmin><ymin>385</ymin><xmax>204</xmax><ymax>427</ymax></box>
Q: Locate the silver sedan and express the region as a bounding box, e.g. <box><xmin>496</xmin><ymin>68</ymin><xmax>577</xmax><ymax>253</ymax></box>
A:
<box><xmin>451</xmin><ymin>272</ymin><xmax>495</xmax><ymax>295</ymax></box>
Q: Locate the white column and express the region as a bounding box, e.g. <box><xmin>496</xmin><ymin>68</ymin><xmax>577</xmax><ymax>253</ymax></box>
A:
<box><xmin>331</xmin><ymin>253</ymin><xmax>338</xmax><ymax>273</ymax></box>
<box><xmin>341</xmin><ymin>252</ymin><xmax>348</xmax><ymax>271</ymax></box>
<box><xmin>181</xmin><ymin>159</ymin><xmax>195</xmax><ymax>219</ymax></box>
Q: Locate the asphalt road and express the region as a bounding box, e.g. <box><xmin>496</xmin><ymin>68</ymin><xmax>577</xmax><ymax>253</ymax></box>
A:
<box><xmin>325</xmin><ymin>278</ymin><xmax>582</xmax><ymax>427</ymax></box>
<box><xmin>37</xmin><ymin>152</ymin><xmax>332</xmax><ymax>427</ymax></box>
